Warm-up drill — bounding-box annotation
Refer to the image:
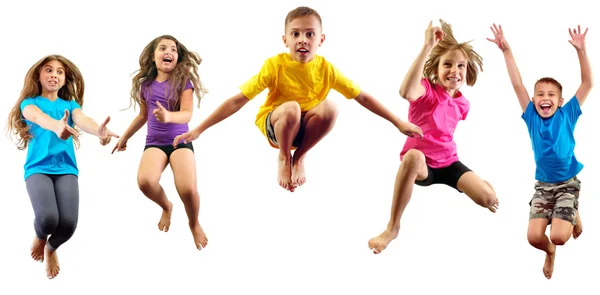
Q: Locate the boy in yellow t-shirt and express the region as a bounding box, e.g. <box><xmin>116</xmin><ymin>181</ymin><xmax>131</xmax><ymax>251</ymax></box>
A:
<box><xmin>173</xmin><ymin>6</ymin><xmax>422</xmax><ymax>192</ymax></box>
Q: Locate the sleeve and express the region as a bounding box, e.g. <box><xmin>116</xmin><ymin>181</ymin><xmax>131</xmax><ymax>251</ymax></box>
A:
<box><xmin>330</xmin><ymin>65</ymin><xmax>361</xmax><ymax>99</ymax></box>
<box><xmin>563</xmin><ymin>95</ymin><xmax>582</xmax><ymax>125</ymax></box>
<box><xmin>20</xmin><ymin>98</ymin><xmax>36</xmax><ymax>114</ymax></box>
<box><xmin>460</xmin><ymin>100</ymin><xmax>470</xmax><ymax>120</ymax></box>
<box><xmin>410</xmin><ymin>78</ymin><xmax>435</xmax><ymax>106</ymax></box>
<box><xmin>239</xmin><ymin>59</ymin><xmax>275</xmax><ymax>100</ymax></box>
<box><xmin>521</xmin><ymin>100</ymin><xmax>535</xmax><ymax>124</ymax></box>
<box><xmin>184</xmin><ymin>79</ymin><xmax>193</xmax><ymax>91</ymax></box>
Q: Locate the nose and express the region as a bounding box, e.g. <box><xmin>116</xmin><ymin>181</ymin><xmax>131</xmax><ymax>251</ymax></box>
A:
<box><xmin>297</xmin><ymin>36</ymin><xmax>307</xmax><ymax>44</ymax></box>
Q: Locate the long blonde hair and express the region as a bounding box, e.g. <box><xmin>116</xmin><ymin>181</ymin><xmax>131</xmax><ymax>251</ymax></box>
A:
<box><xmin>6</xmin><ymin>55</ymin><xmax>84</xmax><ymax>150</ymax></box>
<box><xmin>423</xmin><ymin>19</ymin><xmax>484</xmax><ymax>87</ymax></box>
<box><xmin>127</xmin><ymin>35</ymin><xmax>207</xmax><ymax>111</ymax></box>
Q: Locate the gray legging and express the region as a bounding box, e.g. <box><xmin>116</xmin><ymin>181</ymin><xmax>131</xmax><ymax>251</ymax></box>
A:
<box><xmin>25</xmin><ymin>174</ymin><xmax>79</xmax><ymax>251</ymax></box>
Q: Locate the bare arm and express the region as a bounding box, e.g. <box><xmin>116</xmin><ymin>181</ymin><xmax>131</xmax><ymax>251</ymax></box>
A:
<box><xmin>71</xmin><ymin>109</ymin><xmax>103</xmax><ymax>136</ymax></box>
<box><xmin>355</xmin><ymin>91</ymin><xmax>423</xmax><ymax>138</ymax></box>
<box><xmin>569</xmin><ymin>26</ymin><xmax>593</xmax><ymax>106</ymax></box>
<box><xmin>121</xmin><ymin>103</ymin><xmax>148</xmax><ymax>140</ymax></box>
<box><xmin>193</xmin><ymin>92</ymin><xmax>249</xmax><ymax>134</ymax></box>
<box><xmin>22</xmin><ymin>105</ymin><xmax>61</xmax><ymax>132</ymax></box>
<box><xmin>162</xmin><ymin>88</ymin><xmax>194</xmax><ymax>124</ymax></box>
<box><xmin>399</xmin><ymin>21</ymin><xmax>445</xmax><ymax>101</ymax></box>
<box><xmin>487</xmin><ymin>24</ymin><xmax>530</xmax><ymax>113</ymax></box>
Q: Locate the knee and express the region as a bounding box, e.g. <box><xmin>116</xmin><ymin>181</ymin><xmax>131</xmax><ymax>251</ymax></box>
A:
<box><xmin>527</xmin><ymin>229</ymin><xmax>546</xmax><ymax>248</ymax></box>
<box><xmin>402</xmin><ymin>149</ymin><xmax>426</xmax><ymax>168</ymax></box>
<box><xmin>279</xmin><ymin>102</ymin><xmax>302</xmax><ymax>122</ymax></box>
<box><xmin>549</xmin><ymin>232</ymin><xmax>569</xmax><ymax>246</ymax></box>
<box><xmin>59</xmin><ymin>217</ymin><xmax>78</xmax><ymax>236</ymax></box>
<box><xmin>315</xmin><ymin>100</ymin><xmax>339</xmax><ymax>122</ymax></box>
<box><xmin>138</xmin><ymin>176</ymin><xmax>159</xmax><ymax>195</ymax></box>
<box><xmin>178</xmin><ymin>188</ymin><xmax>198</xmax><ymax>202</ymax></box>
<box><xmin>39</xmin><ymin>215</ymin><xmax>59</xmax><ymax>234</ymax></box>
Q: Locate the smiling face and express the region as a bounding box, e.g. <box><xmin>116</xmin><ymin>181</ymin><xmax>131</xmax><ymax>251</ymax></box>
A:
<box><xmin>533</xmin><ymin>81</ymin><xmax>564</xmax><ymax>118</ymax></box>
<box><xmin>153</xmin><ymin>38</ymin><xmax>179</xmax><ymax>74</ymax></box>
<box><xmin>436</xmin><ymin>49</ymin><xmax>468</xmax><ymax>97</ymax></box>
<box><xmin>282</xmin><ymin>15</ymin><xmax>325</xmax><ymax>63</ymax></box>
<box><xmin>38</xmin><ymin>59</ymin><xmax>66</xmax><ymax>98</ymax></box>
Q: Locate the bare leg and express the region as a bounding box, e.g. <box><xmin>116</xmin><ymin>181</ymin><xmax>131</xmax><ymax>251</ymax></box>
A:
<box><xmin>170</xmin><ymin>148</ymin><xmax>208</xmax><ymax>250</ymax></box>
<box><xmin>270</xmin><ymin>102</ymin><xmax>302</xmax><ymax>192</ymax></box>
<box><xmin>368</xmin><ymin>149</ymin><xmax>428</xmax><ymax>254</ymax></box>
<box><xmin>137</xmin><ymin>148</ymin><xmax>172</xmax><ymax>231</ymax></box>
<box><xmin>457</xmin><ymin>172</ymin><xmax>499</xmax><ymax>212</ymax></box>
<box><xmin>291</xmin><ymin>100</ymin><xmax>338</xmax><ymax>188</ymax></box>
<box><xmin>527</xmin><ymin>218</ymin><xmax>556</xmax><ymax>279</ymax></box>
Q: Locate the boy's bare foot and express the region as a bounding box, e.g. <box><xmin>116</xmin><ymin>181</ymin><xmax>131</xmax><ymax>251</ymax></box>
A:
<box><xmin>278</xmin><ymin>154</ymin><xmax>294</xmax><ymax>192</ymax></box>
<box><xmin>44</xmin><ymin>247</ymin><xmax>60</xmax><ymax>279</ymax></box>
<box><xmin>291</xmin><ymin>158</ymin><xmax>306</xmax><ymax>187</ymax></box>
<box><xmin>158</xmin><ymin>201</ymin><xmax>173</xmax><ymax>232</ymax></box>
<box><xmin>543</xmin><ymin>244</ymin><xmax>556</xmax><ymax>279</ymax></box>
<box><xmin>31</xmin><ymin>237</ymin><xmax>46</xmax><ymax>263</ymax></box>
<box><xmin>368</xmin><ymin>228</ymin><xmax>399</xmax><ymax>254</ymax></box>
<box><xmin>190</xmin><ymin>222</ymin><xmax>208</xmax><ymax>250</ymax></box>
<box><xmin>573</xmin><ymin>211</ymin><xmax>583</xmax><ymax>239</ymax></box>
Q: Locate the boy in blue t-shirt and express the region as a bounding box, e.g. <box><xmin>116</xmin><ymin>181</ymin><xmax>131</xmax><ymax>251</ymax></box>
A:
<box><xmin>488</xmin><ymin>24</ymin><xmax>593</xmax><ymax>279</ymax></box>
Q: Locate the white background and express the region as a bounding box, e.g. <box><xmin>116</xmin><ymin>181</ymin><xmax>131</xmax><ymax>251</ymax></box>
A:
<box><xmin>1</xmin><ymin>0</ymin><xmax>598</xmax><ymax>294</ymax></box>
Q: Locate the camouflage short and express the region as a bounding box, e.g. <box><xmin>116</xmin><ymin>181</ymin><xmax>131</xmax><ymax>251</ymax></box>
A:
<box><xmin>529</xmin><ymin>176</ymin><xmax>580</xmax><ymax>225</ymax></box>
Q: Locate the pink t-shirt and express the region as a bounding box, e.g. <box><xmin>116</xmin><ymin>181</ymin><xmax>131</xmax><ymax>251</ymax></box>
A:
<box><xmin>400</xmin><ymin>78</ymin><xmax>469</xmax><ymax>168</ymax></box>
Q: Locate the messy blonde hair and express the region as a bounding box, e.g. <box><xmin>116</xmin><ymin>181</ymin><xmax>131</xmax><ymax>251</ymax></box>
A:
<box><xmin>423</xmin><ymin>19</ymin><xmax>484</xmax><ymax>87</ymax></box>
<box><xmin>127</xmin><ymin>35</ymin><xmax>207</xmax><ymax>111</ymax></box>
<box><xmin>6</xmin><ymin>55</ymin><xmax>84</xmax><ymax>150</ymax></box>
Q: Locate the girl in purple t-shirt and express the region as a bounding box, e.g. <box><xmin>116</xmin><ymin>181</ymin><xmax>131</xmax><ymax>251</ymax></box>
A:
<box><xmin>368</xmin><ymin>20</ymin><xmax>500</xmax><ymax>254</ymax></box>
<box><xmin>112</xmin><ymin>35</ymin><xmax>209</xmax><ymax>250</ymax></box>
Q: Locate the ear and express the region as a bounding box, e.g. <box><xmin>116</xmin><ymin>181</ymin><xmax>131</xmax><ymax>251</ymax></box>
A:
<box><xmin>282</xmin><ymin>35</ymin><xmax>288</xmax><ymax>47</ymax></box>
<box><xmin>319</xmin><ymin>34</ymin><xmax>326</xmax><ymax>46</ymax></box>
<box><xmin>559</xmin><ymin>96</ymin><xmax>565</xmax><ymax>107</ymax></box>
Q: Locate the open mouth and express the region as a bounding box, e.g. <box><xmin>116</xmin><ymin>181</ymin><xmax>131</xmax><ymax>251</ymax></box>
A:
<box><xmin>447</xmin><ymin>77</ymin><xmax>460</xmax><ymax>82</ymax></box>
<box><xmin>540</xmin><ymin>103</ymin><xmax>552</xmax><ymax>112</ymax></box>
<box><xmin>162</xmin><ymin>56</ymin><xmax>173</xmax><ymax>63</ymax></box>
<box><xmin>297</xmin><ymin>48</ymin><xmax>309</xmax><ymax>53</ymax></box>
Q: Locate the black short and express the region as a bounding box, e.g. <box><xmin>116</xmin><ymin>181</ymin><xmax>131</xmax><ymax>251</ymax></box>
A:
<box><xmin>265</xmin><ymin>111</ymin><xmax>306</xmax><ymax>148</ymax></box>
<box><xmin>144</xmin><ymin>142</ymin><xmax>194</xmax><ymax>159</ymax></box>
<box><xmin>415</xmin><ymin>161</ymin><xmax>472</xmax><ymax>192</ymax></box>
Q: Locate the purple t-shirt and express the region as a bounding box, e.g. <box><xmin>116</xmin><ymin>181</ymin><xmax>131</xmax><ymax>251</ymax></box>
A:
<box><xmin>143</xmin><ymin>79</ymin><xmax>193</xmax><ymax>146</ymax></box>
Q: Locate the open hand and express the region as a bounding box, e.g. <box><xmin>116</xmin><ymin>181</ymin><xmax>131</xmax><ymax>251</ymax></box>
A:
<box><xmin>486</xmin><ymin>23</ymin><xmax>510</xmax><ymax>51</ymax></box>
<box><xmin>54</xmin><ymin>109</ymin><xmax>80</xmax><ymax>140</ymax></box>
<box><xmin>172</xmin><ymin>128</ymin><xmax>201</xmax><ymax>148</ymax></box>
<box><xmin>153</xmin><ymin>101</ymin><xmax>171</xmax><ymax>123</ymax></box>
<box><xmin>97</xmin><ymin>116</ymin><xmax>120</xmax><ymax>146</ymax></box>
<box><xmin>568</xmin><ymin>25</ymin><xmax>588</xmax><ymax>51</ymax></box>
<box><xmin>398</xmin><ymin>121</ymin><xmax>423</xmax><ymax>138</ymax></box>
<box><xmin>425</xmin><ymin>20</ymin><xmax>445</xmax><ymax>47</ymax></box>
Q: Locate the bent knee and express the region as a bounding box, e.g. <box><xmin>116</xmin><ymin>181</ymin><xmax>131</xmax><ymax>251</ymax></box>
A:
<box><xmin>138</xmin><ymin>177</ymin><xmax>160</xmax><ymax>194</ymax></box>
<box><xmin>39</xmin><ymin>215</ymin><xmax>59</xmax><ymax>234</ymax></box>
<box><xmin>549</xmin><ymin>229</ymin><xmax>571</xmax><ymax>246</ymax></box>
<box><xmin>527</xmin><ymin>230</ymin><xmax>547</xmax><ymax>247</ymax></box>
<box><xmin>318</xmin><ymin>100</ymin><xmax>339</xmax><ymax>119</ymax></box>
<box><xmin>59</xmin><ymin>217</ymin><xmax>78</xmax><ymax>234</ymax></box>
<box><xmin>278</xmin><ymin>102</ymin><xmax>302</xmax><ymax>119</ymax></box>
<box><xmin>402</xmin><ymin>149</ymin><xmax>426</xmax><ymax>167</ymax></box>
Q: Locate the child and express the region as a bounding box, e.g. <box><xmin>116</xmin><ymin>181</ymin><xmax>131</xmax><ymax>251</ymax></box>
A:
<box><xmin>173</xmin><ymin>6</ymin><xmax>422</xmax><ymax>192</ymax></box>
<box><xmin>111</xmin><ymin>35</ymin><xmax>209</xmax><ymax>250</ymax></box>
<box><xmin>487</xmin><ymin>24</ymin><xmax>591</xmax><ymax>279</ymax></box>
<box><xmin>368</xmin><ymin>20</ymin><xmax>500</xmax><ymax>254</ymax></box>
<box><xmin>6</xmin><ymin>55</ymin><xmax>119</xmax><ymax>279</ymax></box>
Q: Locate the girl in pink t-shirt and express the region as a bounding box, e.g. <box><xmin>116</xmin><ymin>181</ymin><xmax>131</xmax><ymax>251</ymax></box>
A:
<box><xmin>368</xmin><ymin>20</ymin><xmax>499</xmax><ymax>254</ymax></box>
<box><xmin>111</xmin><ymin>35</ymin><xmax>209</xmax><ymax>251</ymax></box>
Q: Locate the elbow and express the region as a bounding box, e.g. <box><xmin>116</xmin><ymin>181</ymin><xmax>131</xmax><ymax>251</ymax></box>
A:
<box><xmin>399</xmin><ymin>87</ymin><xmax>407</xmax><ymax>98</ymax></box>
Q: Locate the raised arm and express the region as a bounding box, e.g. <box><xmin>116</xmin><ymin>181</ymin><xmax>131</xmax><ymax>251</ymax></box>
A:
<box><xmin>487</xmin><ymin>24</ymin><xmax>530</xmax><ymax>113</ymax></box>
<box><xmin>568</xmin><ymin>25</ymin><xmax>593</xmax><ymax>106</ymax></box>
<box><xmin>399</xmin><ymin>21</ymin><xmax>445</xmax><ymax>101</ymax></box>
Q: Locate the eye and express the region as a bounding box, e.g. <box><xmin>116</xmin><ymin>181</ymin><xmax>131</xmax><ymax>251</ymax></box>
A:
<box><xmin>307</xmin><ymin>32</ymin><xmax>315</xmax><ymax>37</ymax></box>
<box><xmin>292</xmin><ymin>32</ymin><xmax>299</xmax><ymax>37</ymax></box>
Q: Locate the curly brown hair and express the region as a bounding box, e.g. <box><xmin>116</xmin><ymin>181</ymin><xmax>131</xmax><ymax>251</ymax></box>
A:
<box><xmin>127</xmin><ymin>35</ymin><xmax>207</xmax><ymax>112</ymax></box>
<box><xmin>6</xmin><ymin>55</ymin><xmax>84</xmax><ymax>150</ymax></box>
<box><xmin>423</xmin><ymin>19</ymin><xmax>484</xmax><ymax>87</ymax></box>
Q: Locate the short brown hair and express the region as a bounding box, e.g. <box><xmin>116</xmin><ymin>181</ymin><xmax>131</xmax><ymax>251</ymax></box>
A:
<box><xmin>534</xmin><ymin>77</ymin><xmax>563</xmax><ymax>94</ymax></box>
<box><xmin>284</xmin><ymin>6</ymin><xmax>322</xmax><ymax>31</ymax></box>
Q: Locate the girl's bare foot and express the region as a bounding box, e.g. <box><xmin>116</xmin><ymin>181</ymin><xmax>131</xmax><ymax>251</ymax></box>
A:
<box><xmin>543</xmin><ymin>244</ymin><xmax>556</xmax><ymax>279</ymax></box>
<box><xmin>158</xmin><ymin>201</ymin><xmax>173</xmax><ymax>232</ymax></box>
<box><xmin>44</xmin><ymin>247</ymin><xmax>60</xmax><ymax>279</ymax></box>
<box><xmin>190</xmin><ymin>222</ymin><xmax>208</xmax><ymax>250</ymax></box>
<box><xmin>368</xmin><ymin>228</ymin><xmax>399</xmax><ymax>254</ymax></box>
<box><xmin>573</xmin><ymin>211</ymin><xmax>583</xmax><ymax>239</ymax></box>
<box><xmin>31</xmin><ymin>237</ymin><xmax>46</xmax><ymax>262</ymax></box>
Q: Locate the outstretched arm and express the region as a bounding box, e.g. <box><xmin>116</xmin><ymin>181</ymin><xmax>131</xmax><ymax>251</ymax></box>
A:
<box><xmin>487</xmin><ymin>24</ymin><xmax>530</xmax><ymax>113</ymax></box>
<box><xmin>355</xmin><ymin>91</ymin><xmax>423</xmax><ymax>138</ymax></box>
<box><xmin>72</xmin><ymin>109</ymin><xmax>119</xmax><ymax>144</ymax></box>
<box><xmin>569</xmin><ymin>25</ymin><xmax>593</xmax><ymax>106</ymax></box>
<box><xmin>399</xmin><ymin>21</ymin><xmax>445</xmax><ymax>101</ymax></box>
<box><xmin>172</xmin><ymin>92</ymin><xmax>249</xmax><ymax>146</ymax></box>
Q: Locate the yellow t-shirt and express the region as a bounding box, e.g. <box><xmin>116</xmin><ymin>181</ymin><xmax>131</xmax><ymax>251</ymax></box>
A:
<box><xmin>240</xmin><ymin>53</ymin><xmax>362</xmax><ymax>137</ymax></box>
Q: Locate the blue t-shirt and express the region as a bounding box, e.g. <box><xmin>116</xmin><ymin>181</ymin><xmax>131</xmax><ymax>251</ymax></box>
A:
<box><xmin>521</xmin><ymin>96</ymin><xmax>583</xmax><ymax>183</ymax></box>
<box><xmin>20</xmin><ymin>96</ymin><xmax>81</xmax><ymax>180</ymax></box>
